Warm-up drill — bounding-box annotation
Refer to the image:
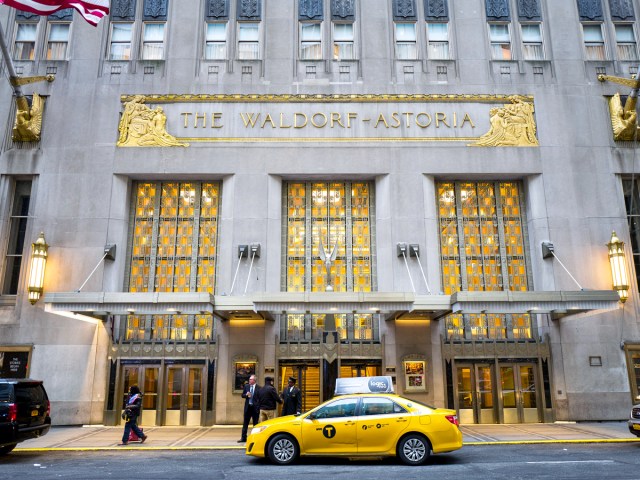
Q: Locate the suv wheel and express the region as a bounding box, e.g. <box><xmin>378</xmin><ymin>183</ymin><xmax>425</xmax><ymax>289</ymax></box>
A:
<box><xmin>0</xmin><ymin>444</ymin><xmax>17</xmax><ymax>455</ymax></box>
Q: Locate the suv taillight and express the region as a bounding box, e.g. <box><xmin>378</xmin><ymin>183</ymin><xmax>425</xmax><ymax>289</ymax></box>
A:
<box><xmin>46</xmin><ymin>399</ymin><xmax>50</xmax><ymax>417</ymax></box>
<box><xmin>8</xmin><ymin>403</ymin><xmax>17</xmax><ymax>422</ymax></box>
<box><xmin>445</xmin><ymin>414</ymin><xmax>459</xmax><ymax>427</ymax></box>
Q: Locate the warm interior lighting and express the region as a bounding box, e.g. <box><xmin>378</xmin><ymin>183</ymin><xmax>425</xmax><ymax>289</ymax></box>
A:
<box><xmin>27</xmin><ymin>232</ymin><xmax>48</xmax><ymax>305</ymax></box>
<box><xmin>607</xmin><ymin>231</ymin><xmax>629</xmax><ymax>303</ymax></box>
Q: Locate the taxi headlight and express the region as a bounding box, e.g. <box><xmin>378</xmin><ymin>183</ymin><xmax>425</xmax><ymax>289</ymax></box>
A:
<box><xmin>251</xmin><ymin>425</ymin><xmax>269</xmax><ymax>435</ymax></box>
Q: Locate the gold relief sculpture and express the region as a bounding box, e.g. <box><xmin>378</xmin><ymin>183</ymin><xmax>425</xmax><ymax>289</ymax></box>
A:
<box><xmin>117</xmin><ymin>95</ymin><xmax>189</xmax><ymax>147</ymax></box>
<box><xmin>13</xmin><ymin>93</ymin><xmax>44</xmax><ymax>142</ymax></box>
<box><xmin>598</xmin><ymin>73</ymin><xmax>640</xmax><ymax>141</ymax></box>
<box><xmin>471</xmin><ymin>95</ymin><xmax>538</xmax><ymax>147</ymax></box>
<box><xmin>607</xmin><ymin>92</ymin><xmax>639</xmax><ymax>141</ymax></box>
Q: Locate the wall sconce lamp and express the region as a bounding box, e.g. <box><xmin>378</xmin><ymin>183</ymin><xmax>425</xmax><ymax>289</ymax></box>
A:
<box><xmin>27</xmin><ymin>232</ymin><xmax>48</xmax><ymax>305</ymax></box>
<box><xmin>607</xmin><ymin>231</ymin><xmax>629</xmax><ymax>303</ymax></box>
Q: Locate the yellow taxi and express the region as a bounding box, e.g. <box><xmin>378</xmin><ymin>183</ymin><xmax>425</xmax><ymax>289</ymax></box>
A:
<box><xmin>246</xmin><ymin>376</ymin><xmax>462</xmax><ymax>466</ymax></box>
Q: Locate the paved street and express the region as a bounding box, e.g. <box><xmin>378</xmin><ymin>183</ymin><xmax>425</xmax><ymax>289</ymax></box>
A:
<box><xmin>3</xmin><ymin>444</ymin><xmax>640</xmax><ymax>480</ymax></box>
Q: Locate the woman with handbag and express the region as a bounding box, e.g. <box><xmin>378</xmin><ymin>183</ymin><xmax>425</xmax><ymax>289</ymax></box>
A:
<box><xmin>119</xmin><ymin>385</ymin><xmax>148</xmax><ymax>445</ymax></box>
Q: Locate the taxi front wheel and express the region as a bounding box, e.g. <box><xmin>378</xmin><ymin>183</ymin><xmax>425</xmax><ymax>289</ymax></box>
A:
<box><xmin>397</xmin><ymin>434</ymin><xmax>430</xmax><ymax>466</ymax></box>
<box><xmin>267</xmin><ymin>434</ymin><xmax>299</xmax><ymax>465</ymax></box>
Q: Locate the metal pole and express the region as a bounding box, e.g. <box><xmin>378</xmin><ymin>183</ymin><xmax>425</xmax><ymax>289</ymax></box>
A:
<box><xmin>0</xmin><ymin>20</ymin><xmax>28</xmax><ymax>110</ymax></box>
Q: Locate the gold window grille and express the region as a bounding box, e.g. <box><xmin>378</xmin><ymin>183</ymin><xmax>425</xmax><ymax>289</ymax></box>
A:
<box><xmin>438</xmin><ymin>181</ymin><xmax>534</xmax><ymax>342</ymax></box>
<box><xmin>123</xmin><ymin>181</ymin><xmax>220</xmax><ymax>342</ymax></box>
<box><xmin>283</xmin><ymin>181</ymin><xmax>375</xmax><ymax>292</ymax></box>
<box><xmin>437</xmin><ymin>181</ymin><xmax>531</xmax><ymax>294</ymax></box>
<box><xmin>281</xmin><ymin>313</ymin><xmax>378</xmax><ymax>342</ymax></box>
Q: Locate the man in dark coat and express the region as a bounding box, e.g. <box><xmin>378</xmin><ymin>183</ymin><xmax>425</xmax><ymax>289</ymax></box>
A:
<box><xmin>281</xmin><ymin>376</ymin><xmax>302</xmax><ymax>416</ymax></box>
<box><xmin>254</xmin><ymin>376</ymin><xmax>282</xmax><ymax>423</ymax></box>
<box><xmin>238</xmin><ymin>374</ymin><xmax>260</xmax><ymax>443</ymax></box>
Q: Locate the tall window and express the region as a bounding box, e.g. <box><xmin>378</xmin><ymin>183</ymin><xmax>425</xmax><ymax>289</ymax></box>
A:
<box><xmin>141</xmin><ymin>22</ymin><xmax>165</xmax><ymax>60</ymax></box>
<box><xmin>521</xmin><ymin>24</ymin><xmax>543</xmax><ymax>60</ymax></box>
<box><xmin>300</xmin><ymin>22</ymin><xmax>322</xmax><ymax>59</ymax></box>
<box><xmin>46</xmin><ymin>23</ymin><xmax>70</xmax><ymax>60</ymax></box>
<box><xmin>109</xmin><ymin>23</ymin><xmax>133</xmax><ymax>60</ymax></box>
<box><xmin>426</xmin><ymin>23</ymin><xmax>449</xmax><ymax>59</ymax></box>
<box><xmin>615</xmin><ymin>24</ymin><xmax>638</xmax><ymax>61</ymax></box>
<box><xmin>395</xmin><ymin>23</ymin><xmax>417</xmax><ymax>59</ymax></box>
<box><xmin>333</xmin><ymin>23</ymin><xmax>354</xmax><ymax>60</ymax></box>
<box><xmin>2</xmin><ymin>181</ymin><xmax>31</xmax><ymax>296</ymax></box>
<box><xmin>583</xmin><ymin>24</ymin><xmax>606</xmax><ymax>60</ymax></box>
<box><xmin>238</xmin><ymin>22</ymin><xmax>259</xmax><ymax>59</ymax></box>
<box><xmin>124</xmin><ymin>182</ymin><xmax>220</xmax><ymax>341</ymax></box>
<box><xmin>14</xmin><ymin>23</ymin><xmax>37</xmax><ymax>60</ymax></box>
<box><xmin>623</xmin><ymin>178</ymin><xmax>640</xmax><ymax>296</ymax></box>
<box><xmin>437</xmin><ymin>181</ymin><xmax>530</xmax><ymax>294</ymax></box>
<box><xmin>284</xmin><ymin>182</ymin><xmax>374</xmax><ymax>293</ymax></box>
<box><xmin>439</xmin><ymin>181</ymin><xmax>532</xmax><ymax>341</ymax></box>
<box><xmin>205</xmin><ymin>23</ymin><xmax>227</xmax><ymax>59</ymax></box>
<box><xmin>489</xmin><ymin>23</ymin><xmax>511</xmax><ymax>59</ymax></box>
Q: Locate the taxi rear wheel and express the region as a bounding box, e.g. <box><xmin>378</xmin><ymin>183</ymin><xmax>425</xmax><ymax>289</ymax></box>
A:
<box><xmin>397</xmin><ymin>434</ymin><xmax>430</xmax><ymax>466</ymax></box>
<box><xmin>267</xmin><ymin>434</ymin><xmax>299</xmax><ymax>465</ymax></box>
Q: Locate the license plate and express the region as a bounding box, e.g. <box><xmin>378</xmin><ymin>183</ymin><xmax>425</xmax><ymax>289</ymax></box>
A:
<box><xmin>31</xmin><ymin>409</ymin><xmax>38</xmax><ymax>417</ymax></box>
<box><xmin>632</xmin><ymin>423</ymin><xmax>640</xmax><ymax>431</ymax></box>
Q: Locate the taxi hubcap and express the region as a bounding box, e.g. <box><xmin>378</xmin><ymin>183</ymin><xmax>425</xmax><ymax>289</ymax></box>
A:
<box><xmin>403</xmin><ymin>438</ymin><xmax>426</xmax><ymax>461</ymax></box>
<box><xmin>273</xmin><ymin>438</ymin><xmax>295</xmax><ymax>462</ymax></box>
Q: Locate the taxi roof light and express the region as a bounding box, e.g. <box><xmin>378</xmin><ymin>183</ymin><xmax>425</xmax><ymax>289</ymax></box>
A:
<box><xmin>334</xmin><ymin>376</ymin><xmax>394</xmax><ymax>396</ymax></box>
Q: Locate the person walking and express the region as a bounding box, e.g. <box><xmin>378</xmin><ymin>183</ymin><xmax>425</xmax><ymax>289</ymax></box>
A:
<box><xmin>281</xmin><ymin>376</ymin><xmax>302</xmax><ymax>416</ymax></box>
<box><xmin>120</xmin><ymin>385</ymin><xmax>147</xmax><ymax>445</ymax></box>
<box><xmin>238</xmin><ymin>374</ymin><xmax>260</xmax><ymax>443</ymax></box>
<box><xmin>255</xmin><ymin>376</ymin><xmax>282</xmax><ymax>423</ymax></box>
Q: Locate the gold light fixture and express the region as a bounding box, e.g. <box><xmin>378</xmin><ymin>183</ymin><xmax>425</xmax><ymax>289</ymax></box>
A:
<box><xmin>607</xmin><ymin>231</ymin><xmax>629</xmax><ymax>303</ymax></box>
<box><xmin>27</xmin><ymin>232</ymin><xmax>48</xmax><ymax>305</ymax></box>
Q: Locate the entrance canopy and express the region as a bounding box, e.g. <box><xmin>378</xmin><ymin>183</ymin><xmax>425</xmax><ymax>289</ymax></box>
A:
<box><xmin>44</xmin><ymin>289</ymin><xmax>620</xmax><ymax>322</ymax></box>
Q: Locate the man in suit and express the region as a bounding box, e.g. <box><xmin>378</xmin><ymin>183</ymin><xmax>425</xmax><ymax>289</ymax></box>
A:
<box><xmin>281</xmin><ymin>376</ymin><xmax>302</xmax><ymax>416</ymax></box>
<box><xmin>238</xmin><ymin>374</ymin><xmax>259</xmax><ymax>443</ymax></box>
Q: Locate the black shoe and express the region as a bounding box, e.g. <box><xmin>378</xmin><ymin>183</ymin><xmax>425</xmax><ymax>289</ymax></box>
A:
<box><xmin>238</xmin><ymin>439</ymin><xmax>246</xmax><ymax>443</ymax></box>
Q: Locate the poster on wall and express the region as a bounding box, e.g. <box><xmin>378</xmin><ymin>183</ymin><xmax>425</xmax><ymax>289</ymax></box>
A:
<box><xmin>0</xmin><ymin>350</ymin><xmax>30</xmax><ymax>378</ymax></box>
<box><xmin>404</xmin><ymin>360</ymin><xmax>426</xmax><ymax>392</ymax></box>
<box><xmin>234</xmin><ymin>362</ymin><xmax>256</xmax><ymax>391</ymax></box>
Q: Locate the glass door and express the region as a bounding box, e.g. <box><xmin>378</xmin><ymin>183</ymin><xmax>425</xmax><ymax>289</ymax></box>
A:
<box><xmin>165</xmin><ymin>365</ymin><xmax>203</xmax><ymax>426</ymax></box>
<box><xmin>121</xmin><ymin>365</ymin><xmax>159</xmax><ymax>426</ymax></box>
<box><xmin>500</xmin><ymin>363</ymin><xmax>539</xmax><ymax>423</ymax></box>
<box><xmin>279</xmin><ymin>363</ymin><xmax>321</xmax><ymax>413</ymax></box>
<box><xmin>456</xmin><ymin>364</ymin><xmax>496</xmax><ymax>424</ymax></box>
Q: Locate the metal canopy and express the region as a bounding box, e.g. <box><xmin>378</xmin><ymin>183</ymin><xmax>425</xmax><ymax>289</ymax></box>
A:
<box><xmin>44</xmin><ymin>289</ymin><xmax>621</xmax><ymax>322</ymax></box>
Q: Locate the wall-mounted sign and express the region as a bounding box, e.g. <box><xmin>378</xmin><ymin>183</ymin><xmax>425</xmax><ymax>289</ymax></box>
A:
<box><xmin>117</xmin><ymin>94</ymin><xmax>539</xmax><ymax>147</ymax></box>
<box><xmin>234</xmin><ymin>361</ymin><xmax>256</xmax><ymax>392</ymax></box>
<box><xmin>403</xmin><ymin>359</ymin><xmax>426</xmax><ymax>392</ymax></box>
<box><xmin>0</xmin><ymin>348</ymin><xmax>31</xmax><ymax>378</ymax></box>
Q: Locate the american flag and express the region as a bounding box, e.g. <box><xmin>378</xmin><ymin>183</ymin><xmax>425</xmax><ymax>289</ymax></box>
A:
<box><xmin>0</xmin><ymin>1</ymin><xmax>109</xmax><ymax>26</ymax></box>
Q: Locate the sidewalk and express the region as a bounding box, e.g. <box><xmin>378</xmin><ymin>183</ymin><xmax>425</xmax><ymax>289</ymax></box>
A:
<box><xmin>13</xmin><ymin>422</ymin><xmax>640</xmax><ymax>451</ymax></box>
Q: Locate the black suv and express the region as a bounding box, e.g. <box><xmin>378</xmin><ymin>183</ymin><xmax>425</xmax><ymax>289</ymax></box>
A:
<box><xmin>0</xmin><ymin>379</ymin><xmax>51</xmax><ymax>455</ymax></box>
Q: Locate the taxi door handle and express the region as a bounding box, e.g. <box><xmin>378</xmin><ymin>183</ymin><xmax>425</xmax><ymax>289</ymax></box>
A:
<box><xmin>345</xmin><ymin>421</ymin><xmax>356</xmax><ymax>426</ymax></box>
<box><xmin>396</xmin><ymin>418</ymin><xmax>408</xmax><ymax>422</ymax></box>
